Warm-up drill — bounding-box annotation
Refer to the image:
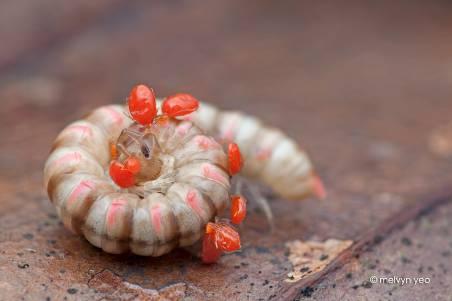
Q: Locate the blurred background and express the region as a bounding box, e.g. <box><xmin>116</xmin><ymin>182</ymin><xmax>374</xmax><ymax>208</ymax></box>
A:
<box><xmin>0</xmin><ymin>1</ymin><xmax>451</xmax><ymax>300</ymax></box>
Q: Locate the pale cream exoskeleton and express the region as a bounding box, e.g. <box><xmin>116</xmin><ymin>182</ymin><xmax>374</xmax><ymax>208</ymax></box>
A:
<box><xmin>44</xmin><ymin>84</ymin><xmax>325</xmax><ymax>263</ymax></box>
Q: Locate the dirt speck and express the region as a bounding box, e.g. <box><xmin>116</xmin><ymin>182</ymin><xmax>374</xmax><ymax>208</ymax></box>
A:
<box><xmin>22</xmin><ymin>233</ymin><xmax>34</xmax><ymax>240</ymax></box>
<box><xmin>300</xmin><ymin>286</ymin><xmax>315</xmax><ymax>297</ymax></box>
<box><xmin>361</xmin><ymin>281</ymin><xmax>372</xmax><ymax>288</ymax></box>
<box><xmin>401</xmin><ymin>237</ymin><xmax>412</xmax><ymax>246</ymax></box>
<box><xmin>17</xmin><ymin>263</ymin><xmax>29</xmax><ymax>269</ymax></box>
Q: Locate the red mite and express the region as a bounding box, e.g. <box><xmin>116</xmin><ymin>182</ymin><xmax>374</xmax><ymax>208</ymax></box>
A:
<box><xmin>228</xmin><ymin>143</ymin><xmax>243</xmax><ymax>175</ymax></box>
<box><xmin>230</xmin><ymin>195</ymin><xmax>247</xmax><ymax>225</ymax></box>
<box><xmin>109</xmin><ymin>156</ymin><xmax>141</xmax><ymax>188</ymax></box>
<box><xmin>201</xmin><ymin>232</ymin><xmax>222</xmax><ymax>264</ymax></box>
<box><xmin>123</xmin><ymin>156</ymin><xmax>140</xmax><ymax>174</ymax></box>
<box><xmin>162</xmin><ymin>93</ymin><xmax>199</xmax><ymax>117</ymax></box>
<box><xmin>122</xmin><ymin>85</ymin><xmax>245</xmax><ymax>263</ymax></box>
<box><xmin>202</xmin><ymin>222</ymin><xmax>241</xmax><ymax>263</ymax></box>
<box><xmin>128</xmin><ymin>84</ymin><xmax>157</xmax><ymax>125</ymax></box>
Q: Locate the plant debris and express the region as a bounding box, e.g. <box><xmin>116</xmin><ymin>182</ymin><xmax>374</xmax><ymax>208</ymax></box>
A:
<box><xmin>285</xmin><ymin>239</ymin><xmax>353</xmax><ymax>283</ymax></box>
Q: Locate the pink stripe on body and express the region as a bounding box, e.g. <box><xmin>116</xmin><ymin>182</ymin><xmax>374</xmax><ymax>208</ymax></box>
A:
<box><xmin>195</xmin><ymin>136</ymin><xmax>220</xmax><ymax>151</ymax></box>
<box><xmin>52</xmin><ymin>152</ymin><xmax>82</xmax><ymax>169</ymax></box>
<box><xmin>256</xmin><ymin>147</ymin><xmax>272</xmax><ymax>161</ymax></box>
<box><xmin>106</xmin><ymin>199</ymin><xmax>127</xmax><ymax>227</ymax></box>
<box><xmin>185</xmin><ymin>189</ymin><xmax>203</xmax><ymax>216</ymax></box>
<box><xmin>202</xmin><ymin>163</ymin><xmax>228</xmax><ymax>186</ymax></box>
<box><xmin>66</xmin><ymin>125</ymin><xmax>93</xmax><ymax>138</ymax></box>
<box><xmin>150</xmin><ymin>205</ymin><xmax>162</xmax><ymax>235</ymax></box>
<box><xmin>103</xmin><ymin>107</ymin><xmax>124</xmax><ymax>126</ymax></box>
<box><xmin>66</xmin><ymin>180</ymin><xmax>95</xmax><ymax>208</ymax></box>
<box><xmin>176</xmin><ymin>122</ymin><xmax>192</xmax><ymax>136</ymax></box>
<box><xmin>221</xmin><ymin>116</ymin><xmax>240</xmax><ymax>143</ymax></box>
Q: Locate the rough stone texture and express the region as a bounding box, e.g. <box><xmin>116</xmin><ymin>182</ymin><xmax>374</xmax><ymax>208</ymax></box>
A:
<box><xmin>0</xmin><ymin>1</ymin><xmax>452</xmax><ymax>300</ymax></box>
<box><xmin>305</xmin><ymin>202</ymin><xmax>452</xmax><ymax>301</ymax></box>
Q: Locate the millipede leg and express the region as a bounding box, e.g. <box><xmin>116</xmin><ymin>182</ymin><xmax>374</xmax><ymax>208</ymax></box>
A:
<box><xmin>246</xmin><ymin>183</ymin><xmax>274</xmax><ymax>232</ymax></box>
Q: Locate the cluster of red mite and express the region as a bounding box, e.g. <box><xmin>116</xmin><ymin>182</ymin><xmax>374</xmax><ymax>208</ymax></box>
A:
<box><xmin>109</xmin><ymin>84</ymin><xmax>246</xmax><ymax>263</ymax></box>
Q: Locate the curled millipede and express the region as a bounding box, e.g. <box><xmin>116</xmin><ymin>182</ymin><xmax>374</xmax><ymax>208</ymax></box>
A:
<box><xmin>44</xmin><ymin>85</ymin><xmax>324</xmax><ymax>260</ymax></box>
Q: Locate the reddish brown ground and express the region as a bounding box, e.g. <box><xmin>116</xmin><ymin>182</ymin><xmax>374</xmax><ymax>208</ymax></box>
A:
<box><xmin>0</xmin><ymin>1</ymin><xmax>451</xmax><ymax>300</ymax></box>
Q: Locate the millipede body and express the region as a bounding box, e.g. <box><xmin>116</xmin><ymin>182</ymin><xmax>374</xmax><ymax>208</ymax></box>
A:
<box><xmin>44</xmin><ymin>85</ymin><xmax>324</xmax><ymax>262</ymax></box>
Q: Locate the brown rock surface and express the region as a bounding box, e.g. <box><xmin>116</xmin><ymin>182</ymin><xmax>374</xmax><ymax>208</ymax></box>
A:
<box><xmin>0</xmin><ymin>1</ymin><xmax>451</xmax><ymax>300</ymax></box>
